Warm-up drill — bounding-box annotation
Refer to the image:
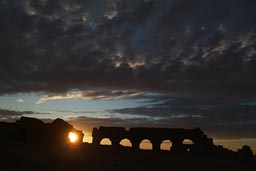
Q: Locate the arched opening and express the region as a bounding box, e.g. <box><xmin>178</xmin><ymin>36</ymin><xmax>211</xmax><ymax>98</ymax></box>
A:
<box><xmin>183</xmin><ymin>139</ymin><xmax>194</xmax><ymax>145</ymax></box>
<box><xmin>119</xmin><ymin>138</ymin><xmax>132</xmax><ymax>147</ymax></box>
<box><xmin>100</xmin><ymin>138</ymin><xmax>112</xmax><ymax>145</ymax></box>
<box><xmin>139</xmin><ymin>139</ymin><xmax>153</xmax><ymax>150</ymax></box>
<box><xmin>182</xmin><ymin>139</ymin><xmax>194</xmax><ymax>152</ymax></box>
<box><xmin>160</xmin><ymin>140</ymin><xmax>172</xmax><ymax>151</ymax></box>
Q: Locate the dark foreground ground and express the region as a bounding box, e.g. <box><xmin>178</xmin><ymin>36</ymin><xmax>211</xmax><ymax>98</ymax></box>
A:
<box><xmin>1</xmin><ymin>142</ymin><xmax>255</xmax><ymax>171</ymax></box>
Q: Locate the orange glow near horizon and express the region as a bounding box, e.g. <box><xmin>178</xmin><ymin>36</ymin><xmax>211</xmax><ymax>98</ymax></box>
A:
<box><xmin>68</xmin><ymin>132</ymin><xmax>78</xmax><ymax>143</ymax></box>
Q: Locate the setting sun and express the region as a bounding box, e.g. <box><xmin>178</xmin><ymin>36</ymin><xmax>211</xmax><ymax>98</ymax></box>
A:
<box><xmin>68</xmin><ymin>132</ymin><xmax>78</xmax><ymax>143</ymax></box>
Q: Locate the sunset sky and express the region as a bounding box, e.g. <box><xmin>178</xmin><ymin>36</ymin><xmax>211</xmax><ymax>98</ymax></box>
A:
<box><xmin>0</xmin><ymin>0</ymin><xmax>256</xmax><ymax>152</ymax></box>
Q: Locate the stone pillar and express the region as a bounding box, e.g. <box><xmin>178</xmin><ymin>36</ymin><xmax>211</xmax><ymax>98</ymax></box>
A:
<box><xmin>92</xmin><ymin>137</ymin><xmax>101</xmax><ymax>145</ymax></box>
<box><xmin>111</xmin><ymin>138</ymin><xmax>121</xmax><ymax>147</ymax></box>
<box><xmin>130</xmin><ymin>139</ymin><xmax>140</xmax><ymax>150</ymax></box>
<box><xmin>77</xmin><ymin>130</ymin><xmax>84</xmax><ymax>143</ymax></box>
<box><xmin>170</xmin><ymin>138</ymin><xmax>183</xmax><ymax>153</ymax></box>
<box><xmin>92</xmin><ymin>128</ymin><xmax>100</xmax><ymax>145</ymax></box>
<box><xmin>151</xmin><ymin>139</ymin><xmax>161</xmax><ymax>151</ymax></box>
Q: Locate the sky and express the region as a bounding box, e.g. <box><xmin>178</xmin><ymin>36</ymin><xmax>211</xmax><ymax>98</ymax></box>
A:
<box><xmin>0</xmin><ymin>0</ymin><xmax>256</xmax><ymax>152</ymax></box>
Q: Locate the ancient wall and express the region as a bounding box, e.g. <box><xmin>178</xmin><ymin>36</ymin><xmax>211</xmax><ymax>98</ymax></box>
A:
<box><xmin>0</xmin><ymin>117</ymin><xmax>84</xmax><ymax>144</ymax></box>
<box><xmin>92</xmin><ymin>126</ymin><xmax>215</xmax><ymax>154</ymax></box>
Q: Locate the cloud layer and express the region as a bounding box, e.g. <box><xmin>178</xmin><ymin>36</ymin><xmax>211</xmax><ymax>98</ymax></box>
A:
<box><xmin>0</xmin><ymin>0</ymin><xmax>256</xmax><ymax>98</ymax></box>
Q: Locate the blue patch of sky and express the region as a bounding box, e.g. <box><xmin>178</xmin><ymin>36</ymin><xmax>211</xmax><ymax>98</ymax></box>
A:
<box><xmin>0</xmin><ymin>93</ymin><xmax>159</xmax><ymax>120</ymax></box>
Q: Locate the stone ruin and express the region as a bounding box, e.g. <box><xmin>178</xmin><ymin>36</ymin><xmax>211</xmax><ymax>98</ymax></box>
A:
<box><xmin>0</xmin><ymin>117</ymin><xmax>84</xmax><ymax>144</ymax></box>
<box><xmin>0</xmin><ymin>117</ymin><xmax>253</xmax><ymax>157</ymax></box>
<box><xmin>92</xmin><ymin>126</ymin><xmax>254</xmax><ymax>156</ymax></box>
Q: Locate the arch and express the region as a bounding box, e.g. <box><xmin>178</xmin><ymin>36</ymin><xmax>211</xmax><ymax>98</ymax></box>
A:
<box><xmin>160</xmin><ymin>140</ymin><xmax>172</xmax><ymax>151</ymax></box>
<box><xmin>119</xmin><ymin>138</ymin><xmax>132</xmax><ymax>147</ymax></box>
<box><xmin>182</xmin><ymin>139</ymin><xmax>194</xmax><ymax>145</ymax></box>
<box><xmin>139</xmin><ymin>139</ymin><xmax>153</xmax><ymax>150</ymax></box>
<box><xmin>100</xmin><ymin>138</ymin><xmax>112</xmax><ymax>145</ymax></box>
<box><xmin>182</xmin><ymin>139</ymin><xmax>194</xmax><ymax>152</ymax></box>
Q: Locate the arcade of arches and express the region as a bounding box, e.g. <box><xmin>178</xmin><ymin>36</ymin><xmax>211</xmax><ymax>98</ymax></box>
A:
<box><xmin>92</xmin><ymin>127</ymin><xmax>214</xmax><ymax>153</ymax></box>
<box><xmin>100</xmin><ymin>138</ymin><xmax>173</xmax><ymax>151</ymax></box>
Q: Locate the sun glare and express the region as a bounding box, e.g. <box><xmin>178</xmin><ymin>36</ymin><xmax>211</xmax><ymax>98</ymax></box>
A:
<box><xmin>68</xmin><ymin>132</ymin><xmax>78</xmax><ymax>143</ymax></box>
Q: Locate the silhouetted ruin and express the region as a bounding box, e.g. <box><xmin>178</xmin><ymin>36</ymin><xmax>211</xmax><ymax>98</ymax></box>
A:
<box><xmin>0</xmin><ymin>117</ymin><xmax>84</xmax><ymax>143</ymax></box>
<box><xmin>238</xmin><ymin>145</ymin><xmax>254</xmax><ymax>157</ymax></box>
<box><xmin>0</xmin><ymin>117</ymin><xmax>254</xmax><ymax>158</ymax></box>
<box><xmin>92</xmin><ymin>126</ymin><xmax>255</xmax><ymax>157</ymax></box>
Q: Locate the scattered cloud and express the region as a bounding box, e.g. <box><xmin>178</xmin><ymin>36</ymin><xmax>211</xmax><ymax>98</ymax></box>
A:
<box><xmin>36</xmin><ymin>90</ymin><xmax>144</xmax><ymax>104</ymax></box>
<box><xmin>16</xmin><ymin>98</ymin><xmax>24</xmax><ymax>103</ymax></box>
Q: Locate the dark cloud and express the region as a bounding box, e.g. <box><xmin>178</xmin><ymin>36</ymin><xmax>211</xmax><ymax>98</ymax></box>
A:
<box><xmin>0</xmin><ymin>108</ymin><xmax>26</xmax><ymax>117</ymax></box>
<box><xmin>0</xmin><ymin>0</ymin><xmax>256</xmax><ymax>99</ymax></box>
<box><xmin>0</xmin><ymin>108</ymin><xmax>51</xmax><ymax>122</ymax></box>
